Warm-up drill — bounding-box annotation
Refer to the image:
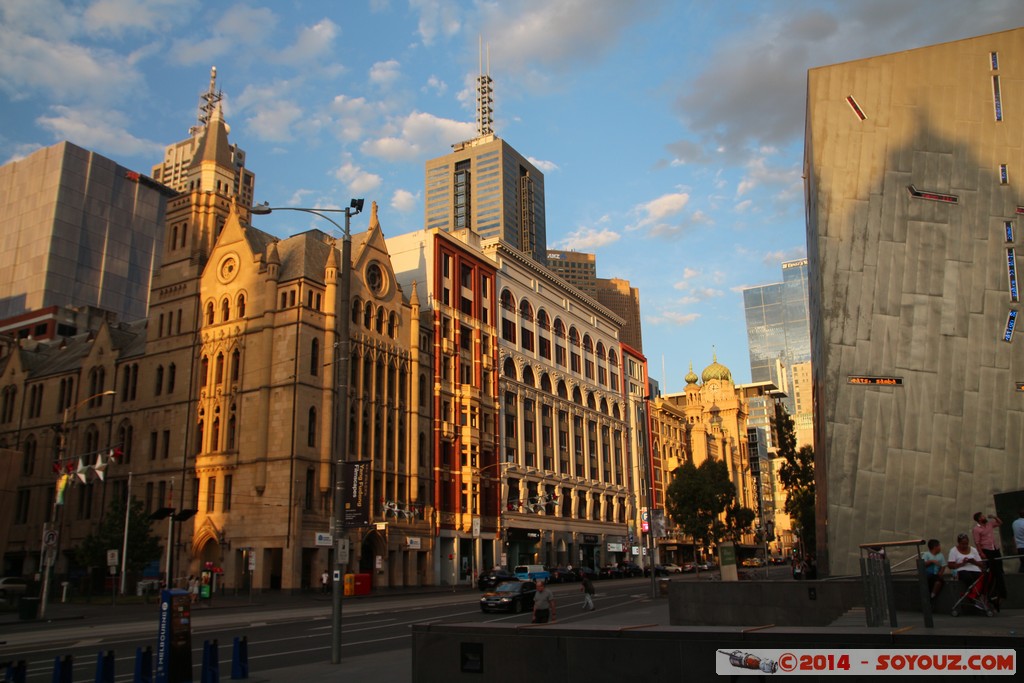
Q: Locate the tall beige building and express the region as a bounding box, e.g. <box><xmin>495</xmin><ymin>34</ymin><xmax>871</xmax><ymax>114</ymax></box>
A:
<box><xmin>806</xmin><ymin>28</ymin><xmax>1024</xmax><ymax>576</ymax></box>
<box><xmin>0</xmin><ymin>141</ymin><xmax>170</xmax><ymax>323</ymax></box>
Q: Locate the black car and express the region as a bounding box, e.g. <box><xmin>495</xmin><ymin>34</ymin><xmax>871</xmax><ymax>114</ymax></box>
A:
<box><xmin>643</xmin><ymin>564</ymin><xmax>670</xmax><ymax>577</ymax></box>
<box><xmin>479</xmin><ymin>580</ymin><xmax>537</xmax><ymax>613</ymax></box>
<box><xmin>598</xmin><ymin>565</ymin><xmax>622</xmax><ymax>580</ymax></box>
<box><xmin>478</xmin><ymin>569</ymin><xmax>517</xmax><ymax>591</ymax></box>
<box><xmin>619</xmin><ymin>562</ymin><xmax>643</xmax><ymax>578</ymax></box>
<box><xmin>576</xmin><ymin>566</ymin><xmax>598</xmax><ymax>582</ymax></box>
<box><xmin>548</xmin><ymin>567</ymin><xmax>578</xmax><ymax>583</ymax></box>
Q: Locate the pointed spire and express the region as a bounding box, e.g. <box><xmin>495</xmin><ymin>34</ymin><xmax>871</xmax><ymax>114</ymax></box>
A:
<box><xmin>368</xmin><ymin>200</ymin><xmax>381</xmax><ymax>232</ymax></box>
<box><xmin>190</xmin><ymin>66</ymin><xmax>223</xmax><ymax>136</ymax></box>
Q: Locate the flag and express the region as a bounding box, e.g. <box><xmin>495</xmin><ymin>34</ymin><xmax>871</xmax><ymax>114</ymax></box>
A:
<box><xmin>55</xmin><ymin>474</ymin><xmax>70</xmax><ymax>505</ymax></box>
<box><xmin>75</xmin><ymin>457</ymin><xmax>88</xmax><ymax>483</ymax></box>
<box><xmin>93</xmin><ymin>454</ymin><xmax>106</xmax><ymax>481</ymax></box>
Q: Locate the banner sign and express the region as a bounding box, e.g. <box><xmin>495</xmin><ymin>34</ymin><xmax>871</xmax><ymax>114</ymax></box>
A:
<box><xmin>343</xmin><ymin>460</ymin><xmax>371</xmax><ymax>528</ymax></box>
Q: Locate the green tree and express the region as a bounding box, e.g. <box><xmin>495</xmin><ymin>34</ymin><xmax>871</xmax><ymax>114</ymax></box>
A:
<box><xmin>724</xmin><ymin>502</ymin><xmax>756</xmax><ymax>543</ymax></box>
<box><xmin>76</xmin><ymin>495</ymin><xmax>162</xmax><ymax>576</ymax></box>
<box><xmin>664</xmin><ymin>458</ymin><xmax>738</xmax><ymax>557</ymax></box>
<box><xmin>776</xmin><ymin>406</ymin><xmax>816</xmax><ymax>555</ymax></box>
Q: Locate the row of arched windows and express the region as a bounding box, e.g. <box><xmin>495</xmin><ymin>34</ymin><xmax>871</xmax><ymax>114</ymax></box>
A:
<box><xmin>205</xmin><ymin>294</ymin><xmax>247</xmax><ymax>325</ymax></box>
<box><xmin>352</xmin><ymin>298</ymin><xmax>400</xmax><ymax>339</ymax></box>
<box><xmin>501</xmin><ymin>357</ymin><xmax>624</xmax><ymax>420</ymax></box>
<box><xmin>200</xmin><ymin>349</ymin><xmax>241</xmax><ymax>387</ymax></box>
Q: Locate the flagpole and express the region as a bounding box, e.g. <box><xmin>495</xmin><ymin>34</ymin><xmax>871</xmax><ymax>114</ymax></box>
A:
<box><xmin>120</xmin><ymin>471</ymin><xmax>132</xmax><ymax>595</ymax></box>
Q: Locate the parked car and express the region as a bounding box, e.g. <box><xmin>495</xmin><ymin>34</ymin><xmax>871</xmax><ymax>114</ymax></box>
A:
<box><xmin>0</xmin><ymin>577</ymin><xmax>29</xmax><ymax>605</ymax></box>
<box><xmin>661</xmin><ymin>563</ymin><xmax>683</xmax><ymax>574</ymax></box>
<box><xmin>478</xmin><ymin>569</ymin><xmax>517</xmax><ymax>591</ymax></box>
<box><xmin>479</xmin><ymin>580</ymin><xmax>536</xmax><ymax>613</ymax></box>
<box><xmin>598</xmin><ymin>565</ymin><xmax>622</xmax><ymax>580</ymax></box>
<box><xmin>681</xmin><ymin>562</ymin><xmax>696</xmax><ymax>573</ymax></box>
<box><xmin>643</xmin><ymin>565</ymin><xmax>670</xmax><ymax>577</ymax></box>
<box><xmin>618</xmin><ymin>562</ymin><xmax>644</xmax><ymax>578</ymax></box>
<box><xmin>548</xmin><ymin>567</ymin><xmax>578</xmax><ymax>584</ymax></box>
<box><xmin>576</xmin><ymin>566</ymin><xmax>598</xmax><ymax>582</ymax></box>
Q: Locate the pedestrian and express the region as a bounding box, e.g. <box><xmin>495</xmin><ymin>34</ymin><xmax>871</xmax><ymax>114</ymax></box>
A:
<box><xmin>920</xmin><ymin>539</ymin><xmax>947</xmax><ymax>600</ymax></box>
<box><xmin>580</xmin><ymin>573</ymin><xmax>595</xmax><ymax>611</ymax></box>
<box><xmin>971</xmin><ymin>511</ymin><xmax>1006</xmax><ymax>607</ymax></box>
<box><xmin>321</xmin><ymin>569</ymin><xmax>330</xmax><ymax>594</ymax></box>
<box><xmin>532</xmin><ymin>579</ymin><xmax>556</xmax><ymax>623</ymax></box>
<box><xmin>948</xmin><ymin>533</ymin><xmax>985</xmax><ymax>590</ymax></box>
<box><xmin>188</xmin><ymin>575</ymin><xmax>198</xmax><ymax>603</ymax></box>
<box><xmin>1012</xmin><ymin>508</ymin><xmax>1024</xmax><ymax>574</ymax></box>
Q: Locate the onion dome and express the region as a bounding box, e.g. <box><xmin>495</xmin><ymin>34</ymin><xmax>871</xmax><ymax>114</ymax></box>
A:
<box><xmin>684</xmin><ymin>361</ymin><xmax>699</xmax><ymax>385</ymax></box>
<box><xmin>701</xmin><ymin>351</ymin><xmax>732</xmax><ymax>383</ymax></box>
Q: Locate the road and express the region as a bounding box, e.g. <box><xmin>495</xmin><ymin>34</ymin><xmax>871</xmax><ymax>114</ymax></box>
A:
<box><xmin>0</xmin><ymin>576</ymin><xmax>687</xmax><ymax>681</ymax></box>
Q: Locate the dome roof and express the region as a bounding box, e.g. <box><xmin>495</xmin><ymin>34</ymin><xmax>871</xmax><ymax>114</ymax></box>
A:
<box><xmin>701</xmin><ymin>352</ymin><xmax>732</xmax><ymax>383</ymax></box>
<box><xmin>684</xmin><ymin>361</ymin><xmax>699</xmax><ymax>385</ymax></box>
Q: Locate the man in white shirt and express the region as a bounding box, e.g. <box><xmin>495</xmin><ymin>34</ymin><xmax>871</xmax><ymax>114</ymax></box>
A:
<box><xmin>1012</xmin><ymin>509</ymin><xmax>1024</xmax><ymax>574</ymax></box>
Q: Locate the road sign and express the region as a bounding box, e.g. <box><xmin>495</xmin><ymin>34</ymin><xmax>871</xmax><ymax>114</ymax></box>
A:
<box><xmin>107</xmin><ymin>549</ymin><xmax>119</xmax><ymax>567</ymax></box>
<box><xmin>337</xmin><ymin>538</ymin><xmax>350</xmax><ymax>564</ymax></box>
<box><xmin>43</xmin><ymin>530</ymin><xmax>58</xmax><ymax>547</ymax></box>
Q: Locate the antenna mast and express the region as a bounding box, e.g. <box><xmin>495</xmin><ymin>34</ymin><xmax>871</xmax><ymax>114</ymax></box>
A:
<box><xmin>190</xmin><ymin>66</ymin><xmax>223</xmax><ymax>136</ymax></box>
<box><xmin>476</xmin><ymin>37</ymin><xmax>493</xmax><ymax>136</ymax></box>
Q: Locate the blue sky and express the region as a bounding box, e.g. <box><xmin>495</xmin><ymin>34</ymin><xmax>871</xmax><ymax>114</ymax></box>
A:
<box><xmin>2</xmin><ymin>0</ymin><xmax>1022</xmax><ymax>391</ymax></box>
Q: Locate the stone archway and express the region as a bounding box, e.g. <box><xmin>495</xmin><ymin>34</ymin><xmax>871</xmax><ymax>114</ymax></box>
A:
<box><xmin>359</xmin><ymin>528</ymin><xmax>387</xmax><ymax>585</ymax></box>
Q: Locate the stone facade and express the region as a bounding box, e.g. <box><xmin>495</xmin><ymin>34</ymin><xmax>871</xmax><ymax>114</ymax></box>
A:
<box><xmin>806</xmin><ymin>28</ymin><xmax>1024</xmax><ymax>576</ymax></box>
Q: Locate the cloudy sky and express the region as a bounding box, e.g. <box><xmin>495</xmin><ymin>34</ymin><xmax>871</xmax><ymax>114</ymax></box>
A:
<box><xmin>2</xmin><ymin>0</ymin><xmax>1022</xmax><ymax>391</ymax></box>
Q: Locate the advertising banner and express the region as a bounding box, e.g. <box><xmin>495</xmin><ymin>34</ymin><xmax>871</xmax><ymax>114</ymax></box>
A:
<box><xmin>343</xmin><ymin>460</ymin><xmax>371</xmax><ymax>527</ymax></box>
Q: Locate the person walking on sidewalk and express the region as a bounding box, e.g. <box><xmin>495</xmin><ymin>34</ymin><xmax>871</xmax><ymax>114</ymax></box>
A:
<box><xmin>581</xmin><ymin>574</ymin><xmax>595</xmax><ymax>611</ymax></box>
<box><xmin>321</xmin><ymin>570</ymin><xmax>330</xmax><ymax>594</ymax></box>
<box><xmin>1012</xmin><ymin>508</ymin><xmax>1024</xmax><ymax>573</ymax></box>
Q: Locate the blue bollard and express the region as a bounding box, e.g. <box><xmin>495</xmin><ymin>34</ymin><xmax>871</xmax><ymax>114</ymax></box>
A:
<box><xmin>230</xmin><ymin>637</ymin><xmax>249</xmax><ymax>680</ymax></box>
<box><xmin>51</xmin><ymin>655</ymin><xmax>72</xmax><ymax>683</ymax></box>
<box><xmin>201</xmin><ymin>639</ymin><xmax>220</xmax><ymax>683</ymax></box>
<box><xmin>6</xmin><ymin>660</ymin><xmax>27</xmax><ymax>683</ymax></box>
<box><xmin>94</xmin><ymin>650</ymin><xmax>115</xmax><ymax>683</ymax></box>
<box><xmin>133</xmin><ymin>646</ymin><xmax>153</xmax><ymax>683</ymax></box>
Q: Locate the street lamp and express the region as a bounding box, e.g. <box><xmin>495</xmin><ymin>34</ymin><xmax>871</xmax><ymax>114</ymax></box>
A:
<box><xmin>251</xmin><ymin>198</ymin><xmax>363</xmax><ymax>665</ymax></box>
<box><xmin>40</xmin><ymin>389</ymin><xmax>116</xmax><ymax>618</ymax></box>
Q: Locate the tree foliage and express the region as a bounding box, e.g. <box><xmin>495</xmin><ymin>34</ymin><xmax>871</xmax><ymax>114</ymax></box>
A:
<box><xmin>724</xmin><ymin>503</ymin><xmax>756</xmax><ymax>543</ymax></box>
<box><xmin>664</xmin><ymin>458</ymin><xmax>739</xmax><ymax>555</ymax></box>
<box><xmin>775</xmin><ymin>405</ymin><xmax>816</xmax><ymax>553</ymax></box>
<box><xmin>76</xmin><ymin>495</ymin><xmax>162</xmax><ymax>574</ymax></box>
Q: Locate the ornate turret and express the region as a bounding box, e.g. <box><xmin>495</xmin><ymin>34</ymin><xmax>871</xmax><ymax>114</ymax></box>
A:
<box><xmin>684</xmin><ymin>361</ymin><xmax>699</xmax><ymax>385</ymax></box>
<box><xmin>701</xmin><ymin>351</ymin><xmax>732</xmax><ymax>383</ymax></box>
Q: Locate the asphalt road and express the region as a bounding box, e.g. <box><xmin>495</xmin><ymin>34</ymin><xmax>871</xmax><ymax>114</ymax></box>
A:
<box><xmin>0</xmin><ymin>576</ymin><xmax>678</xmax><ymax>681</ymax></box>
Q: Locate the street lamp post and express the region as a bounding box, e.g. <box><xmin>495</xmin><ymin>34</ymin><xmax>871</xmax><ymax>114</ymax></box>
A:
<box><xmin>251</xmin><ymin>198</ymin><xmax>363</xmax><ymax>665</ymax></box>
<box><xmin>40</xmin><ymin>389</ymin><xmax>116</xmax><ymax>618</ymax></box>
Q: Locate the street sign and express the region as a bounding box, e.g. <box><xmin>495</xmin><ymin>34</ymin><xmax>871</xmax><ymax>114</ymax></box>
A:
<box><xmin>107</xmin><ymin>549</ymin><xmax>119</xmax><ymax>567</ymax></box>
<box><xmin>43</xmin><ymin>530</ymin><xmax>58</xmax><ymax>547</ymax></box>
<box><xmin>471</xmin><ymin>517</ymin><xmax>480</xmax><ymax>538</ymax></box>
<box><xmin>315</xmin><ymin>532</ymin><xmax>333</xmax><ymax>547</ymax></box>
<box><xmin>337</xmin><ymin>538</ymin><xmax>350</xmax><ymax>564</ymax></box>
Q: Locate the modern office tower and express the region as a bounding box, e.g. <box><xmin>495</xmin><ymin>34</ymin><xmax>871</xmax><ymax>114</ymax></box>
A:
<box><xmin>547</xmin><ymin>250</ymin><xmax>644</xmax><ymax>351</ymax></box>
<box><xmin>546</xmin><ymin>250</ymin><xmax>597</xmax><ymax>295</ymax></box>
<box><xmin>806</xmin><ymin>28</ymin><xmax>1024</xmax><ymax>577</ymax></box>
<box><xmin>742</xmin><ymin>258</ymin><xmax>810</xmax><ymax>422</ymax></box>
<box><xmin>424</xmin><ymin>67</ymin><xmax>547</xmax><ymax>263</ymax></box>
<box><xmin>0</xmin><ymin>141</ymin><xmax>170</xmax><ymax>323</ymax></box>
<box><xmin>596</xmin><ymin>278</ymin><xmax>643</xmax><ymax>352</ymax></box>
<box><xmin>150</xmin><ymin>67</ymin><xmax>255</xmax><ymax>209</ymax></box>
<box><xmin>387</xmin><ymin>227</ymin><xmax>501</xmax><ymax>585</ymax></box>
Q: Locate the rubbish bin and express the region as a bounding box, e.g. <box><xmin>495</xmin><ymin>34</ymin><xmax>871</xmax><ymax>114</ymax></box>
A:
<box><xmin>18</xmin><ymin>596</ymin><xmax>40</xmax><ymax>621</ymax></box>
<box><xmin>353</xmin><ymin>573</ymin><xmax>372</xmax><ymax>596</ymax></box>
<box><xmin>657</xmin><ymin>578</ymin><xmax>671</xmax><ymax>597</ymax></box>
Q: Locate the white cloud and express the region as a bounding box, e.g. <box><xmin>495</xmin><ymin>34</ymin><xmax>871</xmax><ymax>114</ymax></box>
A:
<box><xmin>0</xmin><ymin>26</ymin><xmax>144</xmax><ymax>102</ymax></box>
<box><xmin>553</xmin><ymin>226</ymin><xmax>621</xmax><ymax>251</ymax></box>
<box><xmin>647</xmin><ymin>310</ymin><xmax>701</xmax><ymax>326</ymax></box>
<box><xmin>361</xmin><ymin>111</ymin><xmax>474</xmax><ymax>162</ymax></box>
<box><xmin>3</xmin><ymin>142</ymin><xmax>43</xmax><ymax>165</ymax></box>
<box><xmin>328</xmin><ymin>95</ymin><xmax>379</xmax><ymax>142</ymax></box>
<box><xmin>334</xmin><ymin>156</ymin><xmax>382</xmax><ymax>195</ymax></box>
<box><xmin>391</xmin><ymin>189</ymin><xmax>418</xmax><ymax>213</ymax></box>
<box><xmin>36</xmin><ymin>106</ymin><xmax>164</xmax><ymax>158</ymax></box>
<box><xmin>627</xmin><ymin>192</ymin><xmax>691</xmax><ymax>237</ymax></box>
<box><xmin>245</xmin><ymin>101</ymin><xmax>303</xmax><ymax>142</ymax></box>
<box><xmin>277</xmin><ymin>18</ymin><xmax>339</xmax><ymax>66</ymax></box>
<box><xmin>83</xmin><ymin>0</ymin><xmax>188</xmax><ymax>35</ymax></box>
<box><xmin>527</xmin><ymin>156</ymin><xmax>558</xmax><ymax>173</ymax></box>
<box><xmin>762</xmin><ymin>247</ymin><xmax>806</xmax><ymax>266</ymax></box>
<box><xmin>169</xmin><ymin>4</ymin><xmax>277</xmax><ymax>66</ymax></box>
<box><xmin>423</xmin><ymin>75</ymin><xmax>447</xmax><ymax>95</ymax></box>
<box><xmin>369</xmin><ymin>59</ymin><xmax>402</xmax><ymax>87</ymax></box>
<box><xmin>410</xmin><ymin>0</ymin><xmax>462</xmax><ymax>45</ymax></box>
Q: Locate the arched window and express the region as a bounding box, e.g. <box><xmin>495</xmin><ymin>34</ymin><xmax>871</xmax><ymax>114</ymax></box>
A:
<box><xmin>200</xmin><ymin>356</ymin><xmax>209</xmax><ymax>386</ymax></box>
<box><xmin>211</xmin><ymin>417</ymin><xmax>220</xmax><ymax>451</ymax></box>
<box><xmin>196</xmin><ymin>415</ymin><xmax>205</xmax><ymax>454</ymax></box>
<box><xmin>500</xmin><ymin>289</ymin><xmax>515</xmax><ymax>311</ymax></box>
<box><xmin>237</xmin><ymin>294</ymin><xmax>246</xmax><ymax>318</ymax></box>
<box><xmin>215</xmin><ymin>352</ymin><xmax>224</xmax><ymax>384</ymax></box>
<box><xmin>519</xmin><ymin>299</ymin><xmax>534</xmax><ymax>321</ymax></box>
<box><xmin>388</xmin><ymin>312</ymin><xmax>397</xmax><ymax>338</ymax></box>
<box><xmin>155</xmin><ymin>365</ymin><xmax>164</xmax><ymax>396</ymax></box>
<box><xmin>352</xmin><ymin>297</ymin><xmax>362</xmax><ymax>325</ymax></box>
<box><xmin>311</xmin><ymin>339</ymin><xmax>320</xmax><ymax>376</ymax></box>
<box><xmin>376</xmin><ymin>308</ymin><xmax>385</xmax><ymax>334</ymax></box>
<box><xmin>205</xmin><ymin>302</ymin><xmax>215</xmax><ymax>325</ymax></box>
<box><xmin>221</xmin><ymin>298</ymin><xmax>230</xmax><ymax>322</ymax></box>
<box><xmin>307</xmin><ymin>407</ymin><xmax>317</xmax><ymax>447</ymax></box>
<box><xmin>231</xmin><ymin>349</ymin><xmax>240</xmax><ymax>381</ymax></box>
<box><xmin>363</xmin><ymin>302</ymin><xmax>373</xmax><ymax>329</ymax></box>
<box><xmin>227</xmin><ymin>409</ymin><xmax>237</xmax><ymax>451</ymax></box>
<box><xmin>167</xmin><ymin>364</ymin><xmax>176</xmax><ymax>394</ymax></box>
<box><xmin>503</xmin><ymin>357</ymin><xmax>517</xmax><ymax>380</ymax></box>
<box><xmin>117</xmin><ymin>421</ymin><xmax>134</xmax><ymax>464</ymax></box>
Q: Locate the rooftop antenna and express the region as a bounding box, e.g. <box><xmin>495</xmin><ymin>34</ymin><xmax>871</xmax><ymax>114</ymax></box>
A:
<box><xmin>190</xmin><ymin>66</ymin><xmax>223</xmax><ymax>136</ymax></box>
<box><xmin>476</xmin><ymin>37</ymin><xmax>493</xmax><ymax>136</ymax></box>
